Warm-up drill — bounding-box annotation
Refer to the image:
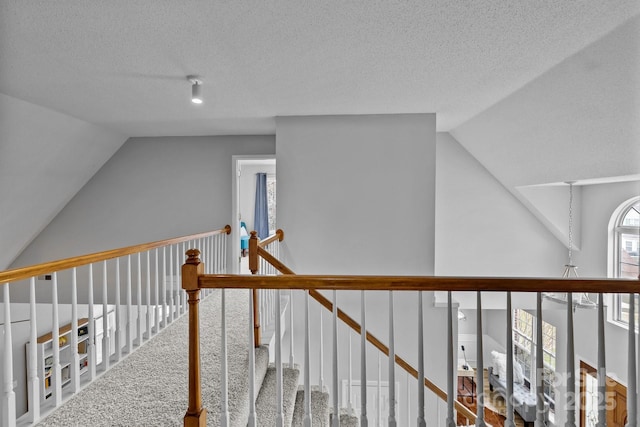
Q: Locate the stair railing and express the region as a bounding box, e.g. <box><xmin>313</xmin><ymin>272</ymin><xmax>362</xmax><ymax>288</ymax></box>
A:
<box><xmin>0</xmin><ymin>225</ymin><xmax>230</xmax><ymax>427</ymax></box>
<box><xmin>184</xmin><ymin>229</ymin><xmax>640</xmax><ymax>427</ymax></box>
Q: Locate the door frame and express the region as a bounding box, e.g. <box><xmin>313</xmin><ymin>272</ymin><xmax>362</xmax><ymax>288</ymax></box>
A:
<box><xmin>231</xmin><ymin>155</ymin><xmax>276</xmax><ymax>274</ymax></box>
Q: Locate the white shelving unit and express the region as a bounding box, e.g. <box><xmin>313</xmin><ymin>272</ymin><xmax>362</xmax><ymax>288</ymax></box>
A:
<box><xmin>28</xmin><ymin>318</ymin><xmax>90</xmax><ymax>404</ymax></box>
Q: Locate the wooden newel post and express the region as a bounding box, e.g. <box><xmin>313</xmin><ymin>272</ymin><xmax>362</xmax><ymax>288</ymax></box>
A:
<box><xmin>249</xmin><ymin>231</ymin><xmax>261</xmax><ymax>347</ymax></box>
<box><xmin>182</xmin><ymin>249</ymin><xmax>206</xmax><ymax>427</ymax></box>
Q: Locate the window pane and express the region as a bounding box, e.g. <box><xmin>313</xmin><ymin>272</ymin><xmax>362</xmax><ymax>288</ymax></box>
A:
<box><xmin>620</xmin><ymin>232</ymin><xmax>639</xmax><ymax>279</ymax></box>
<box><xmin>618</xmin><ymin>294</ymin><xmax>639</xmax><ymax>324</ymax></box>
<box><xmin>622</xmin><ymin>203</ymin><xmax>640</xmax><ymax>226</ymax></box>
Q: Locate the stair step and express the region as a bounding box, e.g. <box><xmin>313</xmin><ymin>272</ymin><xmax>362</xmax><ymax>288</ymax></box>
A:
<box><xmin>291</xmin><ymin>388</ymin><xmax>330</xmax><ymax>427</ymax></box>
<box><xmin>255</xmin><ymin>365</ymin><xmax>300</xmax><ymax>426</ymax></box>
<box><xmin>226</xmin><ymin>345</ymin><xmax>270</xmax><ymax>427</ymax></box>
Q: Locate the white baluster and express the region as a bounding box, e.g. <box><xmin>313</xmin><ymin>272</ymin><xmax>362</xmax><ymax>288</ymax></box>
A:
<box><xmin>70</xmin><ymin>270</ymin><xmax>80</xmax><ymax>392</ymax></box>
<box><xmin>161</xmin><ymin>247</ymin><xmax>167</xmax><ymax>328</ymax></box>
<box><xmin>566</xmin><ymin>292</ymin><xmax>576</xmax><ymax>427</ymax></box>
<box><xmin>180</xmin><ymin>242</ymin><xmax>186</xmax><ymax>314</ymax></box>
<box><xmin>505</xmin><ymin>292</ymin><xmax>515</xmax><ymax>427</ymax></box>
<box><xmin>417</xmin><ymin>291</ymin><xmax>425</xmax><ymax>427</ymax></box>
<box><xmin>248</xmin><ymin>290</ymin><xmax>257</xmax><ymax>427</ymax></box>
<box><xmin>52</xmin><ymin>272</ymin><xmax>62</xmax><ymax>406</ymax></box>
<box><xmin>475</xmin><ymin>292</ymin><xmax>486</xmax><ymax>427</ymax></box>
<box><xmin>348</xmin><ymin>329</ymin><xmax>353</xmax><ymax>416</ymax></box>
<box><xmin>146</xmin><ymin>251</ymin><xmax>151</xmax><ymax>340</ymax></box>
<box><xmin>628</xmin><ymin>293</ymin><xmax>636</xmax><ymax>427</ymax></box>
<box><xmin>406</xmin><ymin>371</ymin><xmax>411</xmax><ymax>427</ymax></box>
<box><xmin>332</xmin><ymin>290</ymin><xmax>339</xmax><ymax>427</ymax></box>
<box><xmin>275</xmin><ymin>289</ymin><xmax>284</xmax><ymax>426</ymax></box>
<box><xmin>220</xmin><ymin>289</ymin><xmax>229</xmax><ymax>426</ymax></box>
<box><xmin>115</xmin><ymin>259</ymin><xmax>122</xmax><ymax>362</ymax></box>
<box><xmin>388</xmin><ymin>291</ymin><xmax>396</xmax><ymax>426</ymax></box>
<box><xmin>102</xmin><ymin>260</ymin><xmax>110</xmax><ymax>370</ymax></box>
<box><xmin>319</xmin><ymin>306</ymin><xmax>324</xmax><ymax>390</ymax></box>
<box><xmin>289</xmin><ymin>289</ymin><xmax>295</xmax><ymax>369</ymax></box>
<box><xmin>154</xmin><ymin>249</ymin><xmax>159</xmax><ymax>335</ymax></box>
<box><xmin>446</xmin><ymin>291</ymin><xmax>454</xmax><ymax>427</ymax></box>
<box><xmin>169</xmin><ymin>245</ymin><xmax>175</xmax><ymax>323</ymax></box>
<box><xmin>361</xmin><ymin>291</ymin><xmax>368</xmax><ymax>426</ymax></box>
<box><xmin>304</xmin><ymin>291</ymin><xmax>312</xmax><ymax>427</ymax></box>
<box><xmin>2</xmin><ymin>283</ymin><xmax>17</xmax><ymax>427</ymax></box>
<box><xmin>597</xmin><ymin>293</ymin><xmax>606</xmax><ymax>427</ymax></box>
<box><xmin>27</xmin><ymin>277</ymin><xmax>40</xmax><ymax>422</ymax></box>
<box><xmin>126</xmin><ymin>255</ymin><xmax>133</xmax><ymax>354</ymax></box>
<box><xmin>137</xmin><ymin>253</ymin><xmax>143</xmax><ymax>346</ymax></box>
<box><xmin>88</xmin><ymin>266</ymin><xmax>97</xmax><ymax>380</ymax></box>
<box><xmin>535</xmin><ymin>293</ymin><xmax>544</xmax><ymax>426</ymax></box>
<box><xmin>377</xmin><ymin>352</ymin><xmax>382</xmax><ymax>427</ymax></box>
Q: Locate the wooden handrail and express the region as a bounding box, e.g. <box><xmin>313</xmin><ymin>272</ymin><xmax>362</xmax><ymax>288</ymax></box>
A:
<box><xmin>257</xmin><ymin>229</ymin><xmax>284</xmax><ymax>248</ymax></box>
<box><xmin>199</xmin><ymin>274</ymin><xmax>639</xmax><ymax>293</ymax></box>
<box><xmin>0</xmin><ymin>225</ymin><xmax>231</xmax><ymax>285</ymax></box>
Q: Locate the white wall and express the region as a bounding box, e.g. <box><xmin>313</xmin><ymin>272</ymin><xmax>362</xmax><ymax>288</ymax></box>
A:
<box><xmin>275</xmin><ymin>113</ymin><xmax>442</xmax><ymax>418</ymax></box>
<box><xmin>0</xmin><ymin>93</ymin><xmax>127</xmax><ymax>270</ymax></box>
<box><xmin>9</xmin><ymin>135</ymin><xmax>275</xmax><ymax>303</ymax></box>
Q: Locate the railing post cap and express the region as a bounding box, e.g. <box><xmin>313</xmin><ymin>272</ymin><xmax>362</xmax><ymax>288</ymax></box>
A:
<box><xmin>276</xmin><ymin>229</ymin><xmax>284</xmax><ymax>241</ymax></box>
<box><xmin>185</xmin><ymin>249</ymin><xmax>201</xmax><ymax>264</ymax></box>
<box><xmin>250</xmin><ymin>231</ymin><xmax>258</xmax><ymax>239</ymax></box>
<box><xmin>224</xmin><ymin>224</ymin><xmax>232</xmax><ymax>235</ymax></box>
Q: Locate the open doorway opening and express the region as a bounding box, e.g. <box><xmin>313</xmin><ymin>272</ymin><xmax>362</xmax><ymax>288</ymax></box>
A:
<box><xmin>231</xmin><ymin>156</ymin><xmax>276</xmax><ymax>274</ymax></box>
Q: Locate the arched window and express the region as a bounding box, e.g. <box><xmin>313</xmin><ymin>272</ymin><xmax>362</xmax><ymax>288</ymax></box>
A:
<box><xmin>612</xmin><ymin>197</ymin><xmax>640</xmax><ymax>324</ymax></box>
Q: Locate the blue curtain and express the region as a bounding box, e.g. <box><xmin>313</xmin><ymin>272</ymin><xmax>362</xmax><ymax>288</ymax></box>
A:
<box><xmin>254</xmin><ymin>173</ymin><xmax>269</xmax><ymax>239</ymax></box>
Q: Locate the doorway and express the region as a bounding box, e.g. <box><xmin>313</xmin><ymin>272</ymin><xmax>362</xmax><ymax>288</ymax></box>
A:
<box><xmin>580</xmin><ymin>360</ymin><xmax>627</xmax><ymax>426</ymax></box>
<box><xmin>231</xmin><ymin>156</ymin><xmax>276</xmax><ymax>274</ymax></box>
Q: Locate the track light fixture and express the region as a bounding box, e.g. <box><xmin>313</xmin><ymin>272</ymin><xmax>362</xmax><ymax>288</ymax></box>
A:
<box><xmin>187</xmin><ymin>75</ymin><xmax>203</xmax><ymax>104</ymax></box>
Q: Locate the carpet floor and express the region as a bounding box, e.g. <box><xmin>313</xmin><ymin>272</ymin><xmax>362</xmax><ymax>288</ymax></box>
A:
<box><xmin>36</xmin><ymin>289</ymin><xmax>265</xmax><ymax>427</ymax></box>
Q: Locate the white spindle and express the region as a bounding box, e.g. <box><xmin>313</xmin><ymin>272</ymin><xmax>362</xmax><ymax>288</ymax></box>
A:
<box><xmin>361</xmin><ymin>291</ymin><xmax>368</xmax><ymax>426</ymax></box>
<box><xmin>179</xmin><ymin>242</ymin><xmax>185</xmax><ymax>314</ymax></box>
<box><xmin>88</xmin><ymin>266</ymin><xmax>97</xmax><ymax>380</ymax></box>
<box><xmin>597</xmin><ymin>293</ymin><xmax>606</xmax><ymax>427</ymax></box>
<box><xmin>629</xmin><ymin>293</ymin><xmax>637</xmax><ymax>427</ymax></box>
<box><xmin>446</xmin><ymin>291</ymin><xmax>454</xmax><ymax>427</ymax></box>
<box><xmin>406</xmin><ymin>371</ymin><xmax>410</xmax><ymax>427</ymax></box>
<box><xmin>220</xmin><ymin>290</ymin><xmax>229</xmax><ymax>426</ymax></box>
<box><xmin>377</xmin><ymin>352</ymin><xmax>382</xmax><ymax>427</ymax></box>
<box><xmin>319</xmin><ymin>308</ymin><xmax>324</xmax><ymax>389</ymax></box>
<box><xmin>303</xmin><ymin>291</ymin><xmax>312</xmax><ymax>427</ymax></box>
<box><xmin>505</xmin><ymin>292</ymin><xmax>515</xmax><ymax>427</ymax></box>
<box><xmin>115</xmin><ymin>259</ymin><xmax>122</xmax><ymax>362</ymax></box>
<box><xmin>223</xmin><ymin>232</ymin><xmax>228</xmax><ymax>272</ymax></box>
<box><xmin>52</xmin><ymin>272</ymin><xmax>62</xmax><ymax>406</ymax></box>
<box><xmin>388</xmin><ymin>291</ymin><xmax>396</xmax><ymax>426</ymax></box>
<box><xmin>126</xmin><ymin>255</ymin><xmax>133</xmax><ymax>354</ymax></box>
<box><xmin>275</xmin><ymin>289</ymin><xmax>284</xmax><ymax>426</ymax></box>
<box><xmin>28</xmin><ymin>277</ymin><xmax>40</xmax><ymax>422</ymax></box>
<box><xmin>535</xmin><ymin>293</ymin><xmax>544</xmax><ymax>425</ymax></box>
<box><xmin>70</xmin><ymin>270</ymin><xmax>80</xmax><ymax>393</ymax></box>
<box><xmin>146</xmin><ymin>251</ymin><xmax>151</xmax><ymax>341</ymax></box>
<box><xmin>137</xmin><ymin>253</ymin><xmax>143</xmax><ymax>346</ymax></box>
<box><xmin>566</xmin><ymin>292</ymin><xmax>576</xmax><ymax>426</ymax></box>
<box><xmin>417</xmin><ymin>291</ymin><xmax>425</xmax><ymax>427</ymax></box>
<box><xmin>348</xmin><ymin>329</ymin><xmax>353</xmax><ymax>416</ymax></box>
<box><xmin>169</xmin><ymin>245</ymin><xmax>174</xmax><ymax>323</ymax></box>
<box><xmin>332</xmin><ymin>290</ymin><xmax>339</xmax><ymax>427</ymax></box>
<box><xmin>289</xmin><ymin>289</ymin><xmax>295</xmax><ymax>369</ymax></box>
<box><xmin>154</xmin><ymin>249</ymin><xmax>159</xmax><ymax>335</ymax></box>
<box><xmin>248</xmin><ymin>290</ymin><xmax>257</xmax><ymax>427</ymax></box>
<box><xmin>2</xmin><ymin>283</ymin><xmax>16</xmax><ymax>427</ymax></box>
<box><xmin>475</xmin><ymin>292</ymin><xmax>486</xmax><ymax>427</ymax></box>
<box><xmin>102</xmin><ymin>260</ymin><xmax>110</xmax><ymax>370</ymax></box>
<box><xmin>161</xmin><ymin>247</ymin><xmax>167</xmax><ymax>328</ymax></box>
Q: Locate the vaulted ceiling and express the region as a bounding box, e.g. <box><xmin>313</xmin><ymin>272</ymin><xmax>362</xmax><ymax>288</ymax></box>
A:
<box><xmin>1</xmin><ymin>1</ymin><xmax>639</xmax><ymax>268</ymax></box>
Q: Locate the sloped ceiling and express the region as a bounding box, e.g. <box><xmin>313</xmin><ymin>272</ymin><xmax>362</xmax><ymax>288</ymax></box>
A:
<box><xmin>1</xmin><ymin>2</ymin><xmax>639</xmax><ymax>267</ymax></box>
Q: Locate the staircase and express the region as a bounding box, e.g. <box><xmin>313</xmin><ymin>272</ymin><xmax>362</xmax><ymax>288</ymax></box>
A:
<box><xmin>234</xmin><ymin>293</ymin><xmax>359</xmax><ymax>427</ymax></box>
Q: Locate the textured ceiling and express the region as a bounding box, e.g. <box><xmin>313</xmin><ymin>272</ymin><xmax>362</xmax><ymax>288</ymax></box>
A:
<box><xmin>1</xmin><ymin>1</ymin><xmax>639</xmax><ymax>136</ymax></box>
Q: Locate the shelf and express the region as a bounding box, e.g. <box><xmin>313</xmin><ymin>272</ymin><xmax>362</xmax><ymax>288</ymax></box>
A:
<box><xmin>37</xmin><ymin>318</ymin><xmax>89</xmax><ymax>344</ymax></box>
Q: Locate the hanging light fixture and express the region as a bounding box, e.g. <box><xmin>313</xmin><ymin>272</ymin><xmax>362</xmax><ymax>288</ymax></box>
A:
<box><xmin>187</xmin><ymin>75</ymin><xmax>203</xmax><ymax>104</ymax></box>
<box><xmin>544</xmin><ymin>182</ymin><xmax>596</xmax><ymax>308</ymax></box>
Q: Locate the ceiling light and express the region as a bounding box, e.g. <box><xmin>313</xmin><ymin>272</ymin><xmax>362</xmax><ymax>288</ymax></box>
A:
<box><xmin>187</xmin><ymin>75</ymin><xmax>203</xmax><ymax>104</ymax></box>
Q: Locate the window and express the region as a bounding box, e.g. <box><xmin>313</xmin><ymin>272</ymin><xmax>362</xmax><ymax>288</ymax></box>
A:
<box><xmin>513</xmin><ymin>309</ymin><xmax>557</xmax><ymax>408</ymax></box>
<box><xmin>266</xmin><ymin>174</ymin><xmax>276</xmax><ymax>234</ymax></box>
<box><xmin>612</xmin><ymin>198</ymin><xmax>640</xmax><ymax>324</ymax></box>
